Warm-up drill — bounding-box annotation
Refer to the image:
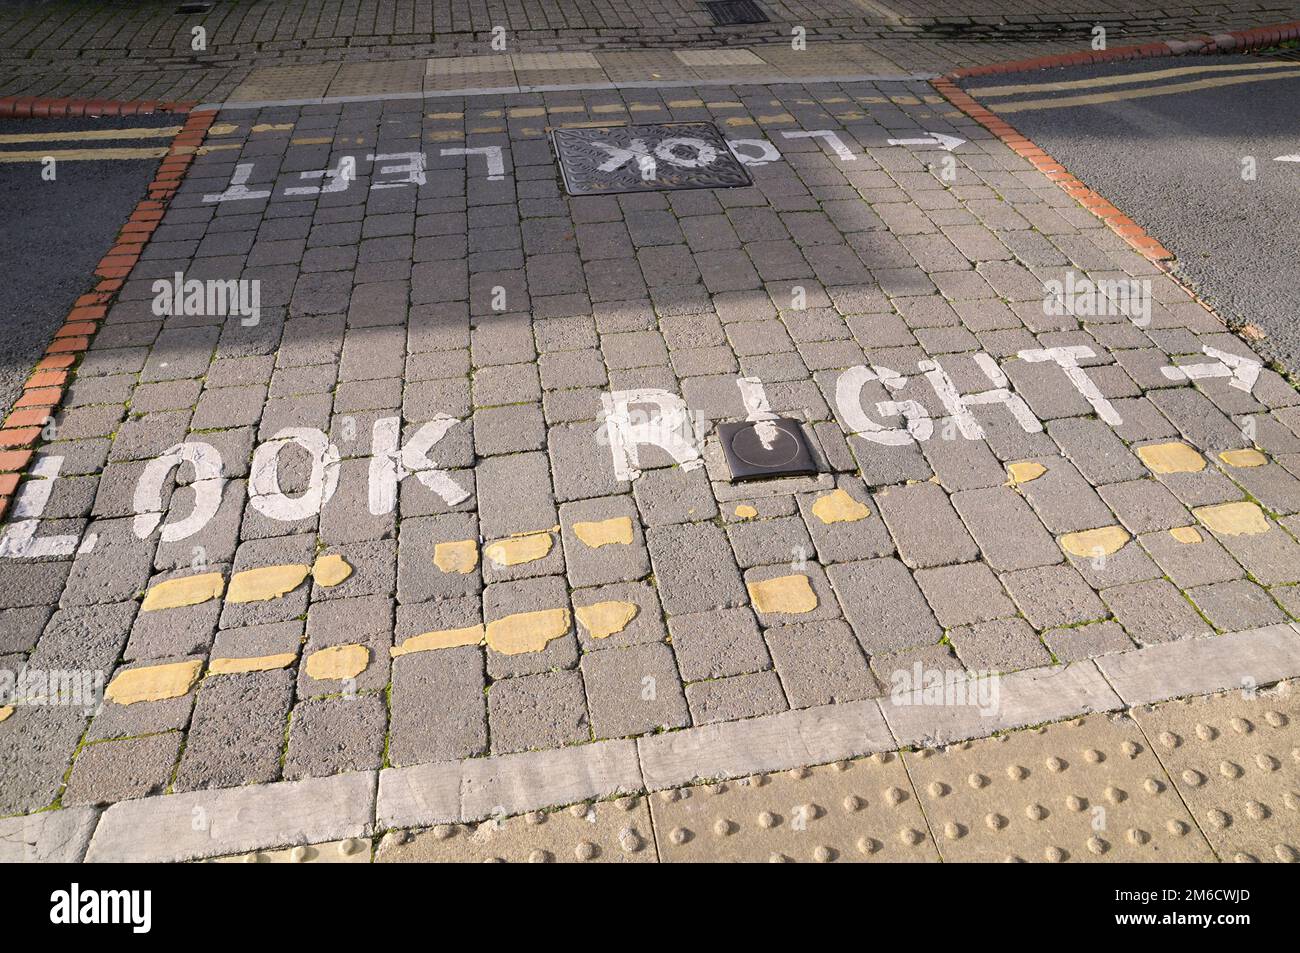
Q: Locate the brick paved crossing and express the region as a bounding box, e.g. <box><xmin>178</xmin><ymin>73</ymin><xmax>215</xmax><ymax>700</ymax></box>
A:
<box><xmin>2</xmin><ymin>80</ymin><xmax>1300</xmax><ymax>818</ymax></box>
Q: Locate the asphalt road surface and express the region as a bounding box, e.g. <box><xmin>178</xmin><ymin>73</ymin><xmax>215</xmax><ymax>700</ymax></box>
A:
<box><xmin>959</xmin><ymin>53</ymin><xmax>1300</xmax><ymax>376</ymax></box>
<box><xmin>0</xmin><ymin>114</ymin><xmax>174</xmax><ymax>420</ymax></box>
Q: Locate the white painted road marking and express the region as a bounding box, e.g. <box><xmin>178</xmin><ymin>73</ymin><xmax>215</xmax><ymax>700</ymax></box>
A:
<box><xmin>886</xmin><ymin>132</ymin><xmax>965</xmax><ymax>151</ymax></box>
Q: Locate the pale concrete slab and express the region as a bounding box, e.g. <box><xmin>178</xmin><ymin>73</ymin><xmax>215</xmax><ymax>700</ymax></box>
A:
<box><xmin>0</xmin><ymin>806</ymin><xmax>99</xmax><ymax>863</ymax></box>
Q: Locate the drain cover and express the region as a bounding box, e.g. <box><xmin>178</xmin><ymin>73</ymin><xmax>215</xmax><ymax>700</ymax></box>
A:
<box><xmin>704</xmin><ymin>0</ymin><xmax>770</xmax><ymax>25</ymax></box>
<box><xmin>552</xmin><ymin>122</ymin><xmax>752</xmax><ymax>196</ymax></box>
<box><xmin>719</xmin><ymin>418</ymin><xmax>818</xmax><ymax>481</ymax></box>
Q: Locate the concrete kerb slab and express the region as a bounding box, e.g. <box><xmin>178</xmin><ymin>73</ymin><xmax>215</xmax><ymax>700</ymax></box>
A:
<box><xmin>25</xmin><ymin>624</ymin><xmax>1300</xmax><ymax>861</ymax></box>
<box><xmin>197</xmin><ymin>74</ymin><xmax>938</xmax><ymax>112</ymax></box>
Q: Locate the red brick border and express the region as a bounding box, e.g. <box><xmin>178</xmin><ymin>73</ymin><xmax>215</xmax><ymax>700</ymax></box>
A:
<box><xmin>934</xmin><ymin>19</ymin><xmax>1300</xmax><ymax>265</ymax></box>
<box><xmin>0</xmin><ymin>96</ymin><xmax>197</xmax><ymax>119</ymax></box>
<box><xmin>0</xmin><ymin>107</ymin><xmax>217</xmax><ymax>518</ymax></box>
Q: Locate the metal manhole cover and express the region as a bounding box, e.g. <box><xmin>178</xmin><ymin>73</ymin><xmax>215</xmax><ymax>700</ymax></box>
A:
<box><xmin>552</xmin><ymin>122</ymin><xmax>753</xmax><ymax>196</ymax></box>
<box><xmin>704</xmin><ymin>0</ymin><xmax>770</xmax><ymax>25</ymax></box>
<box><xmin>719</xmin><ymin>418</ymin><xmax>818</xmax><ymax>481</ymax></box>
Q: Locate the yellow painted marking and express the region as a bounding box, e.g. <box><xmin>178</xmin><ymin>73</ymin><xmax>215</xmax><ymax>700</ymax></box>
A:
<box><xmin>889</xmin><ymin>95</ymin><xmax>920</xmax><ymax>105</ymax></box>
<box><xmin>427</xmin><ymin>111</ymin><xmax>465</xmax><ymax>120</ymax></box>
<box><xmin>0</xmin><ymin>147</ymin><xmax>169</xmax><ymax>162</ymax></box>
<box><xmin>706</xmin><ymin>101</ymin><xmax>743</xmax><ymax>109</ymax></box>
<box><xmin>508</xmin><ymin>107</ymin><xmax>547</xmax><ymax>118</ymax></box>
<box><xmin>311</xmin><ymin>554</ymin><xmax>353</xmax><ymax>587</ymax></box>
<box><xmin>208</xmin><ymin>123</ymin><xmax>240</xmax><ymax>135</ymax></box>
<box><xmin>575</xmin><ymin>601</ymin><xmax>639</xmax><ymax>639</ymax></box>
<box><xmin>1006</xmin><ymin>461</ymin><xmax>1047</xmax><ymax>485</ymax></box>
<box><xmin>227</xmin><ymin>564</ymin><xmax>310</xmax><ymax>603</ymax></box>
<box><xmin>426</xmin><ymin>130</ymin><xmax>464</xmax><ymax>142</ymax></box>
<box><xmin>485</xmin><ymin>608</ymin><xmax>571</xmax><ymax>655</ymax></box>
<box><xmin>291</xmin><ymin>136</ymin><xmax>334</xmax><ymax>145</ymax></box>
<box><xmin>734</xmin><ymin>504</ymin><xmax>758</xmax><ymax>520</ymax></box>
<box><xmin>1169</xmin><ymin>526</ymin><xmax>1203</xmax><ymax>545</ymax></box>
<box><xmin>756</xmin><ymin>113</ymin><xmax>795</xmax><ymax>123</ymax></box>
<box><xmin>305</xmin><ymin>644</ymin><xmax>370</xmax><ymax>681</ymax></box>
<box><xmin>991</xmin><ymin>68</ymin><xmax>1300</xmax><ymax>114</ymax></box>
<box><xmin>591</xmin><ymin>104</ymin><xmax>626</xmax><ymax>113</ymax></box>
<box><xmin>208</xmin><ymin>654</ymin><xmax>296</xmax><ymax>675</ymax></box>
<box><xmin>0</xmin><ymin>126</ymin><xmax>181</xmax><ymax>144</ymax></box>
<box><xmin>748</xmin><ymin>575</ymin><xmax>818</xmax><ymax>614</ymax></box>
<box><xmin>667</xmin><ymin>99</ymin><xmax>704</xmax><ymax>108</ymax></box>
<box><xmin>547</xmin><ymin>105</ymin><xmax>586</xmax><ymax>113</ymax></box>
<box><xmin>468</xmin><ymin>126</ymin><xmax>505</xmax><ymax>134</ymax></box>
<box><xmin>572</xmin><ymin>516</ymin><xmax>634</xmax><ymax>548</ymax></box>
<box><xmin>433</xmin><ymin>540</ymin><xmax>479</xmax><ymax>574</ymax></box>
<box><xmin>1061</xmin><ymin>525</ymin><xmax>1129</xmax><ymax>558</ymax></box>
<box><xmin>1219</xmin><ymin>449</ymin><xmax>1267</xmax><ymax>468</ymax></box>
<box><xmin>1137</xmin><ymin>442</ymin><xmax>1205</xmax><ymax>474</ymax></box>
<box><xmin>251</xmin><ymin>123</ymin><xmax>294</xmax><ymax>132</ymax></box>
<box><xmin>723</xmin><ymin>117</ymin><xmax>755</xmax><ymax>127</ymax></box>
<box><xmin>812</xmin><ymin>488</ymin><xmax>871</xmax><ymax>524</ymax></box>
<box><xmin>0</xmin><ymin>706</ymin><xmax>13</xmax><ymax>723</ymax></box>
<box><xmin>969</xmin><ymin>59</ymin><xmax>1300</xmax><ymax>98</ymax></box>
<box><xmin>194</xmin><ymin>143</ymin><xmax>243</xmax><ymax>155</ymax></box>
<box><xmin>391</xmin><ymin>625</ymin><xmax>485</xmax><ymax>656</ymax></box>
<box><xmin>1194</xmin><ymin>501</ymin><xmax>1269</xmax><ymax>537</ymax></box>
<box><xmin>105</xmin><ymin>660</ymin><xmax>202</xmax><ymax>706</ymax></box>
<box><xmin>484</xmin><ymin>532</ymin><xmax>553</xmax><ymax>567</ymax></box>
<box><xmin>629</xmin><ymin>104</ymin><xmax>663</xmax><ymax>112</ymax></box>
<box><xmin>141</xmin><ymin>572</ymin><xmax>225</xmax><ymax>611</ymax></box>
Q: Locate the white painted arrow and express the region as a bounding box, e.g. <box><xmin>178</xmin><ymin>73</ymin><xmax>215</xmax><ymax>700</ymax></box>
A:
<box><xmin>886</xmin><ymin>132</ymin><xmax>965</xmax><ymax>151</ymax></box>
<box><xmin>1275</xmin><ymin>154</ymin><xmax>1300</xmax><ymax>162</ymax></box>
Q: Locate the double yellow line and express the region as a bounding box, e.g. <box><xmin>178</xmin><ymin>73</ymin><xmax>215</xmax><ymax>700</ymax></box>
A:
<box><xmin>0</xmin><ymin>124</ymin><xmax>180</xmax><ymax>162</ymax></box>
<box><xmin>968</xmin><ymin>60</ymin><xmax>1300</xmax><ymax>113</ymax></box>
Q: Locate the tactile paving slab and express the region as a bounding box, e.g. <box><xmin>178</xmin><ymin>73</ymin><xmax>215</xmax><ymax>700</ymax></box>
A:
<box><xmin>375</xmin><ymin>796</ymin><xmax>656</xmax><ymax>863</ymax></box>
<box><xmin>903</xmin><ymin>712</ymin><xmax>1216</xmax><ymax>862</ymax></box>
<box><xmin>552</xmin><ymin>122</ymin><xmax>752</xmax><ymax>196</ymax></box>
<box><xmin>649</xmin><ymin>755</ymin><xmax>940</xmax><ymax>862</ymax></box>
<box><xmin>205</xmin><ymin>838</ymin><xmax>371</xmax><ymax>863</ymax></box>
<box><xmin>1135</xmin><ymin>682</ymin><xmax>1299</xmax><ymax>863</ymax></box>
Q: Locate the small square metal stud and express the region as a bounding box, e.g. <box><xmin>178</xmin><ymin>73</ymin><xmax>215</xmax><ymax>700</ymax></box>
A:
<box><xmin>718</xmin><ymin>418</ymin><xmax>818</xmax><ymax>481</ymax></box>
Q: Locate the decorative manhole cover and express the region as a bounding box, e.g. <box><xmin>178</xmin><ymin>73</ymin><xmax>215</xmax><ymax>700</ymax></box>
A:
<box><xmin>719</xmin><ymin>418</ymin><xmax>819</xmax><ymax>481</ymax></box>
<box><xmin>552</xmin><ymin>122</ymin><xmax>753</xmax><ymax>196</ymax></box>
<box><xmin>703</xmin><ymin>0</ymin><xmax>770</xmax><ymax>25</ymax></box>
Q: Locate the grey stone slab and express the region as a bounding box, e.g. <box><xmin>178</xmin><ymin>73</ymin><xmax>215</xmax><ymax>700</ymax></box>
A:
<box><xmin>920</xmin><ymin>427</ymin><xmax>1006</xmax><ymax>491</ymax></box>
<box><xmin>27</xmin><ymin>602</ymin><xmax>134</xmax><ymax>672</ymax></box>
<box><xmin>1187</xmin><ymin>579</ymin><xmax>1287</xmax><ymax>632</ymax></box>
<box><xmin>86</xmin><ymin>771</ymin><xmax>376</xmax><ymax>862</ymax></box>
<box><xmin>1042</xmin><ymin>620</ymin><xmax>1135</xmax><ymax>663</ymax></box>
<box><xmin>1101</xmin><ymin>578</ymin><xmax>1212</xmax><ymax>645</ymax></box>
<box><xmin>375</xmin><ymin>760</ymin><xmax>462</xmax><ymax>830</ymax></box>
<box><xmin>882</xmin><ymin>660</ymin><xmax>1122</xmax><ymax>749</ymax></box>
<box><xmin>637</xmin><ymin>698</ymin><xmax>893</xmax><ymax>790</ymax></box>
<box><xmin>581</xmin><ymin>642</ymin><xmax>689</xmax><ymax>740</ymax></box>
<box><xmin>947</xmin><ymin>617</ymin><xmax>1053</xmax><ymax>672</ymax></box>
<box><xmin>461</xmin><ymin>739</ymin><xmax>642</xmax><ymax>822</ymax></box>
<box><xmin>952</xmin><ymin>486</ymin><xmax>1062</xmax><ymax>571</ymax></box>
<box><xmin>63</xmin><ymin>733</ymin><xmax>182</xmax><ymax>807</ymax></box>
<box><xmin>300</xmin><ymin>595</ymin><xmax>393</xmax><ymax>697</ymax></box>
<box><xmin>1096</xmin><ymin>624</ymin><xmax>1300</xmax><ymax>704</ymax></box>
<box><xmin>0</xmin><ymin>805</ymin><xmax>100</xmax><ymax>862</ymax></box>
<box><xmin>825</xmin><ymin>557</ymin><xmax>942</xmax><ymax>654</ymax></box>
<box><xmin>874</xmin><ymin>481</ymin><xmax>979</xmax><ymax>569</ymax></box>
<box><xmin>1148</xmin><ymin>387</ymin><xmax>1251</xmax><ymax>453</ymax></box>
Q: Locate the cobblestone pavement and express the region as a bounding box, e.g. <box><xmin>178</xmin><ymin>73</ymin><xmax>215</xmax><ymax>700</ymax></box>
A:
<box><xmin>2</xmin><ymin>78</ymin><xmax>1300</xmax><ymax>853</ymax></box>
<box><xmin>2</xmin><ymin>0</ymin><xmax>1298</xmax><ymax>102</ymax></box>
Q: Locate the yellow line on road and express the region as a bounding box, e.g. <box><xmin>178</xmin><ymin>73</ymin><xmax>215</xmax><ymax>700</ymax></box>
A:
<box><xmin>0</xmin><ymin>146</ymin><xmax>170</xmax><ymax>161</ymax></box>
<box><xmin>991</xmin><ymin>67</ymin><xmax>1300</xmax><ymax>113</ymax></box>
<box><xmin>970</xmin><ymin>59</ymin><xmax>1298</xmax><ymax>97</ymax></box>
<box><xmin>0</xmin><ymin>125</ymin><xmax>182</xmax><ymax>144</ymax></box>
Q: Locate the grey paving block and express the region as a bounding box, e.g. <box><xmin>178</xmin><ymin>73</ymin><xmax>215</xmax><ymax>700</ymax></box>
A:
<box><xmin>952</xmin><ymin>486</ymin><xmax>1062</xmax><ymax>571</ymax></box>
<box><xmin>667</xmin><ymin>607</ymin><xmax>770</xmax><ymax>683</ymax></box>
<box><xmin>1187</xmin><ymin>579</ymin><xmax>1287</xmax><ymax>632</ymax></box>
<box><xmin>1148</xmin><ymin>387</ymin><xmax>1250</xmax><ymax>453</ymax></box>
<box><xmin>0</xmin><ymin>705</ymin><xmax>89</xmax><ymax>815</ymax></box>
<box><xmin>1099</xmin><ymin>478</ymin><xmax>1193</xmax><ymax>534</ymax></box>
<box><xmin>765</xmin><ymin>619</ymin><xmax>880</xmax><ymax>707</ymax></box>
<box><xmin>487</xmin><ymin>670</ymin><xmax>590</xmax><ymax>754</ymax></box>
<box><xmin>874</xmin><ymin>481</ymin><xmax>979</xmax><ymax>569</ymax></box>
<box><xmin>472</xmin><ymin>403</ymin><xmax>547</xmax><ymax>456</ymax></box>
<box><xmin>27</xmin><ymin>602</ymin><xmax>134</xmax><ymax>672</ymax></box>
<box><xmin>1138</xmin><ymin>526</ymin><xmax>1245</xmax><ymax>588</ymax></box>
<box><xmin>920</xmin><ymin>428</ymin><xmax>1006</xmax><ymax>491</ymax></box>
<box><xmin>1041</xmin><ymin>619</ymin><xmax>1135</xmax><ymax>663</ymax></box>
<box><xmin>173</xmin><ymin>669</ymin><xmax>295</xmax><ymax>793</ymax></box>
<box><xmin>396</xmin><ymin>512</ymin><xmax>481</xmax><ymax>604</ymax></box>
<box><xmin>743</xmin><ymin>562</ymin><xmax>842</xmax><ymax>627</ymax></box>
<box><xmin>847</xmin><ymin>434</ymin><xmax>932</xmax><ymax>486</ymax></box>
<box><xmin>825</xmin><ymin>557</ymin><xmax>942</xmax><ymax>654</ymax></box>
<box><xmin>1101</xmin><ymin>578</ymin><xmax>1212</xmax><ymax>645</ymax></box>
<box><xmin>646</xmin><ymin>521</ymin><xmax>747</xmax><ymax>617</ymax></box>
<box><xmin>915</xmin><ymin>561</ymin><xmax>1016</xmax><ymax>628</ymax></box>
<box><xmin>60</xmin><ymin>519</ymin><xmax>157</xmax><ymax>608</ymax></box>
<box><xmin>389</xmin><ymin>646</ymin><xmax>487</xmax><ymax>765</ymax></box>
<box><xmin>219</xmin><ymin>533</ymin><xmax>316</xmax><ymax>629</ymax></box>
<box><xmin>0</xmin><ymin>606</ymin><xmax>52</xmax><ymax>654</ymax></box>
<box><xmin>795</xmin><ymin>478</ymin><xmax>895</xmax><ymax>563</ymax></box>
<box><xmin>571</xmin><ymin>581</ymin><xmax>666</xmax><ymax>651</ymax></box>
<box><xmin>1015</xmin><ymin>456</ymin><xmax>1115</xmax><ymax>533</ymax></box>
<box><xmin>726</xmin><ymin>514</ymin><xmax>814</xmax><ymax>569</ymax></box>
<box><xmin>63</xmin><ymin>733</ymin><xmax>182</xmax><ymax>806</ymax></box>
<box><xmin>284</xmin><ymin>694</ymin><xmax>388</xmax><ymax>780</ymax></box>
<box><xmin>1206</xmin><ymin>519</ymin><xmax>1300</xmax><ymax>586</ymax></box>
<box><xmin>1049</xmin><ymin>417</ymin><xmax>1148</xmax><ymax>485</ymax></box>
<box><xmin>581</xmin><ymin>642</ymin><xmax>689</xmax><ymax>740</ymax></box>
<box><xmin>947</xmin><ymin>618</ymin><xmax>1052</xmax><ymax>672</ymax></box>
<box><xmin>632</xmin><ymin>465</ymin><xmax>718</xmax><ymax>525</ymax></box>
<box><xmin>685</xmin><ymin>671</ymin><xmax>788</xmax><ymax>725</ymax></box>
<box><xmin>126</xmin><ymin>570</ymin><xmax>223</xmax><ymax>660</ymax></box>
<box><xmin>1002</xmin><ymin>564</ymin><xmax>1108</xmax><ymax>630</ymax></box>
<box><xmin>558</xmin><ymin>494</ymin><xmax>650</xmax><ymax>588</ymax></box>
<box><xmin>300</xmin><ymin>595</ymin><xmax>394</xmax><ymax>697</ymax></box>
<box><xmin>484</xmin><ymin>575</ymin><xmax>577</xmax><ymax>679</ymax></box>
